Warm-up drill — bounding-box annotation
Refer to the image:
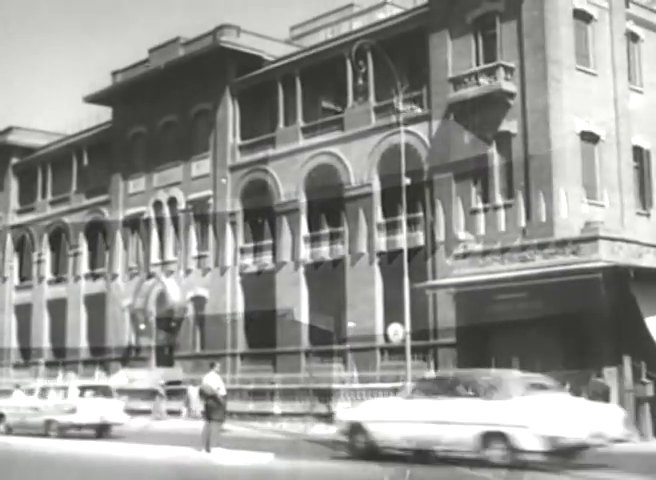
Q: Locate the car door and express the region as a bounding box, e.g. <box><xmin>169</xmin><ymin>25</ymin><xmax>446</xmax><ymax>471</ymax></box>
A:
<box><xmin>20</xmin><ymin>386</ymin><xmax>48</xmax><ymax>432</ymax></box>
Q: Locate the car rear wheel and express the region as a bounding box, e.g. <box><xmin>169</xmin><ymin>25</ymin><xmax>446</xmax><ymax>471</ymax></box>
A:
<box><xmin>0</xmin><ymin>415</ymin><xmax>11</xmax><ymax>435</ymax></box>
<box><xmin>95</xmin><ymin>425</ymin><xmax>111</xmax><ymax>439</ymax></box>
<box><xmin>44</xmin><ymin>420</ymin><xmax>62</xmax><ymax>438</ymax></box>
<box><xmin>480</xmin><ymin>433</ymin><xmax>515</xmax><ymax>467</ymax></box>
<box><xmin>347</xmin><ymin>424</ymin><xmax>378</xmax><ymax>459</ymax></box>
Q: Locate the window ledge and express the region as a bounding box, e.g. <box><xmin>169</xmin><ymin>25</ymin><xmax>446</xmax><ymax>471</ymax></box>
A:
<box><xmin>575</xmin><ymin>65</ymin><xmax>598</xmax><ymax>77</ymax></box>
<box><xmin>630</xmin><ymin>84</ymin><xmax>644</xmax><ymax>94</ymax></box>
<box><xmin>584</xmin><ymin>198</ymin><xmax>606</xmax><ymax>208</ymax></box>
<box><xmin>47</xmin><ymin>276</ymin><xmax>68</xmax><ymax>285</ymax></box>
<box><xmin>15</xmin><ymin>281</ymin><xmax>34</xmax><ymax>290</ymax></box>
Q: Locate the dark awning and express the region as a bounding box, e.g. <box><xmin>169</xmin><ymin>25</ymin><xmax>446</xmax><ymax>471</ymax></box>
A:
<box><xmin>415</xmin><ymin>261</ymin><xmax>615</xmax><ymax>291</ymax></box>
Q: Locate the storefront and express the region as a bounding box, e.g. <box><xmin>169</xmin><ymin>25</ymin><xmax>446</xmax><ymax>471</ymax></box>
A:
<box><xmin>422</xmin><ymin>261</ymin><xmax>623</xmax><ymax>373</ymax></box>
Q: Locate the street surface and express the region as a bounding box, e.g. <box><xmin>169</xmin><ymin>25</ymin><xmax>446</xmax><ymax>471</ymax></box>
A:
<box><xmin>1</xmin><ymin>419</ymin><xmax>655</xmax><ymax>480</ymax></box>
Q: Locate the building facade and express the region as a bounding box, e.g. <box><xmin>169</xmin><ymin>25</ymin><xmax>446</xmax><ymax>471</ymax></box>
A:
<box><xmin>2</xmin><ymin>0</ymin><xmax>656</xmax><ymax>385</ymax></box>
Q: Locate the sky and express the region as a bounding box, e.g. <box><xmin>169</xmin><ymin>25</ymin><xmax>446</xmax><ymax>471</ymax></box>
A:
<box><xmin>0</xmin><ymin>0</ymin><xmax>348</xmax><ymax>134</ymax></box>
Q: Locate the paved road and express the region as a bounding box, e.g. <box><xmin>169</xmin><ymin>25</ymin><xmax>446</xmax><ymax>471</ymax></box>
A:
<box><xmin>1</xmin><ymin>434</ymin><xmax>651</xmax><ymax>480</ymax></box>
<box><xmin>1</xmin><ymin>420</ymin><xmax>652</xmax><ymax>480</ymax></box>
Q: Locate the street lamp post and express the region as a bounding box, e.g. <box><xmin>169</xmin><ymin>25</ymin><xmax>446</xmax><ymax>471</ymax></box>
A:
<box><xmin>351</xmin><ymin>40</ymin><xmax>413</xmax><ymax>394</ymax></box>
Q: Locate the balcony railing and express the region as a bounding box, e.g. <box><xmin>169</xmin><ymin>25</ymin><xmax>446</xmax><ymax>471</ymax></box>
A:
<box><xmin>376</xmin><ymin>212</ymin><xmax>425</xmax><ymax>251</ymax></box>
<box><xmin>238</xmin><ymin>133</ymin><xmax>276</xmax><ymax>158</ymax></box>
<box><xmin>239</xmin><ymin>240</ymin><xmax>275</xmax><ymax>271</ymax></box>
<box><xmin>303</xmin><ymin>226</ymin><xmax>346</xmax><ymax>261</ymax></box>
<box><xmin>300</xmin><ymin>115</ymin><xmax>345</xmax><ymax>140</ymax></box>
<box><xmin>373</xmin><ymin>88</ymin><xmax>428</xmax><ymax>122</ymax></box>
<box><xmin>447</xmin><ymin>61</ymin><xmax>517</xmax><ymax>104</ymax></box>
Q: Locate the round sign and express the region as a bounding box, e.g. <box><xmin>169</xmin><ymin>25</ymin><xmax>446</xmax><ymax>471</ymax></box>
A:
<box><xmin>386</xmin><ymin>322</ymin><xmax>405</xmax><ymax>344</ymax></box>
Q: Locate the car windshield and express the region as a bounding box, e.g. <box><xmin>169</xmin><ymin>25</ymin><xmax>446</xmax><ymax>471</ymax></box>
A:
<box><xmin>411</xmin><ymin>374</ymin><xmax>504</xmax><ymax>400</ymax></box>
<box><xmin>520</xmin><ymin>375</ymin><xmax>565</xmax><ymax>395</ymax></box>
<box><xmin>77</xmin><ymin>385</ymin><xmax>115</xmax><ymax>399</ymax></box>
<box><xmin>117</xmin><ymin>388</ymin><xmax>157</xmax><ymax>401</ymax></box>
<box><xmin>38</xmin><ymin>386</ymin><xmax>68</xmax><ymax>401</ymax></box>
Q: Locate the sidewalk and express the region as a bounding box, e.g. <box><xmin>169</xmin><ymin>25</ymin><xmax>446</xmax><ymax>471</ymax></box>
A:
<box><xmin>120</xmin><ymin>416</ymin><xmax>338</xmax><ymax>438</ymax></box>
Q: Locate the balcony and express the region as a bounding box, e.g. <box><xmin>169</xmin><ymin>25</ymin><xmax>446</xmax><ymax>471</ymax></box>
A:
<box><xmin>239</xmin><ymin>240</ymin><xmax>275</xmax><ymax>272</ymax></box>
<box><xmin>303</xmin><ymin>227</ymin><xmax>346</xmax><ymax>262</ymax></box>
<box><xmin>447</xmin><ymin>61</ymin><xmax>517</xmax><ymax>105</ymax></box>
<box><xmin>376</xmin><ymin>212</ymin><xmax>425</xmax><ymax>251</ymax></box>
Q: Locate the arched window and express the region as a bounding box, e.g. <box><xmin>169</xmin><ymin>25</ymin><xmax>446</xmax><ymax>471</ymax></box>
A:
<box><xmin>167</xmin><ymin>197</ymin><xmax>181</xmax><ymax>258</ymax></box>
<box><xmin>128</xmin><ymin>131</ymin><xmax>147</xmax><ymax>172</ymax></box>
<box><xmin>48</xmin><ymin>226</ymin><xmax>69</xmax><ymax>279</ymax></box>
<box><xmin>153</xmin><ymin>201</ymin><xmax>167</xmax><ymax>262</ymax></box>
<box><xmin>15</xmin><ymin>233</ymin><xmax>33</xmax><ymax>283</ymax></box>
<box><xmin>85</xmin><ymin>220</ymin><xmax>108</xmax><ymax>273</ymax></box>
<box><xmin>191</xmin><ymin>109</ymin><xmax>213</xmax><ymax>156</ymax></box>
<box><xmin>158</xmin><ymin>120</ymin><xmax>182</xmax><ymax>165</ymax></box>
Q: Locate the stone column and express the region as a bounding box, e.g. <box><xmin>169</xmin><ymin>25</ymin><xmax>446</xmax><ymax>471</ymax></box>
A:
<box><xmin>274</xmin><ymin>202</ymin><xmax>306</xmax><ymax>377</ymax></box>
<box><xmin>344</xmin><ymin>190</ymin><xmax>380</xmax><ymax>375</ymax></box>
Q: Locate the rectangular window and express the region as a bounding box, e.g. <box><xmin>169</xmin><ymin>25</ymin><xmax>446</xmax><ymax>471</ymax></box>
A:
<box><xmin>16</xmin><ymin>167</ymin><xmax>38</xmax><ymax>207</ymax></box>
<box><xmin>574</xmin><ymin>11</ymin><xmax>593</xmax><ymax>69</ymax></box>
<box><xmin>581</xmin><ymin>133</ymin><xmax>601</xmax><ymax>201</ymax></box>
<box><xmin>627</xmin><ymin>32</ymin><xmax>643</xmax><ymax>88</ymax></box>
<box><xmin>50</xmin><ymin>155</ymin><xmax>73</xmax><ymax>197</ymax></box>
<box><xmin>282</xmin><ymin>74</ymin><xmax>297</xmax><ymax>127</ymax></box>
<box><xmin>472</xmin><ymin>161</ymin><xmax>491</xmax><ymax>205</ymax></box>
<box><xmin>495</xmin><ymin>133</ymin><xmax>515</xmax><ymax>200</ymax></box>
<box><xmin>474</xmin><ymin>13</ymin><xmax>499</xmax><ymax>66</ymax></box>
<box><xmin>633</xmin><ymin>146</ymin><xmax>653</xmax><ymax>211</ymax></box>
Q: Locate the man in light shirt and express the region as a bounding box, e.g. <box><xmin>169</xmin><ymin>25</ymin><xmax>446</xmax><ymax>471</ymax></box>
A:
<box><xmin>199</xmin><ymin>361</ymin><xmax>227</xmax><ymax>453</ymax></box>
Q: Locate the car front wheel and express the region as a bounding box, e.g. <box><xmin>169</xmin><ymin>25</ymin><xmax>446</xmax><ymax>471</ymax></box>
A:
<box><xmin>44</xmin><ymin>420</ymin><xmax>62</xmax><ymax>438</ymax></box>
<box><xmin>480</xmin><ymin>433</ymin><xmax>515</xmax><ymax>467</ymax></box>
<box><xmin>347</xmin><ymin>424</ymin><xmax>378</xmax><ymax>459</ymax></box>
<box><xmin>95</xmin><ymin>425</ymin><xmax>112</xmax><ymax>439</ymax></box>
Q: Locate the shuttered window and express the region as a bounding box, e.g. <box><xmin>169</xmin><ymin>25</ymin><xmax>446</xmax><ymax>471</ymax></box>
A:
<box><xmin>574</xmin><ymin>10</ymin><xmax>594</xmax><ymax>69</ymax></box>
<box><xmin>633</xmin><ymin>146</ymin><xmax>653</xmax><ymax>211</ymax></box>
<box><xmin>581</xmin><ymin>132</ymin><xmax>601</xmax><ymax>201</ymax></box>
<box><xmin>627</xmin><ymin>31</ymin><xmax>643</xmax><ymax>88</ymax></box>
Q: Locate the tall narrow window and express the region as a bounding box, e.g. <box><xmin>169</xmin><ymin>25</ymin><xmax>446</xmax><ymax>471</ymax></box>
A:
<box><xmin>473</xmin><ymin>12</ymin><xmax>499</xmax><ymax>66</ymax></box>
<box><xmin>580</xmin><ymin>132</ymin><xmax>601</xmax><ymax>201</ymax></box>
<box><xmin>627</xmin><ymin>31</ymin><xmax>643</xmax><ymax>88</ymax></box>
<box><xmin>167</xmin><ymin>197</ymin><xmax>180</xmax><ymax>258</ymax></box>
<box><xmin>191</xmin><ymin>110</ymin><xmax>212</xmax><ymax>156</ymax></box>
<box><xmin>192</xmin><ymin>201</ymin><xmax>210</xmax><ymax>255</ymax></box>
<box><xmin>129</xmin><ymin>132</ymin><xmax>147</xmax><ymax>173</ymax></box>
<box><xmin>153</xmin><ymin>201</ymin><xmax>166</xmax><ymax>262</ymax></box>
<box><xmin>574</xmin><ymin>9</ymin><xmax>594</xmax><ymax>69</ymax></box>
<box><xmin>15</xmin><ymin>234</ymin><xmax>33</xmax><ymax>283</ymax></box>
<box><xmin>633</xmin><ymin>146</ymin><xmax>652</xmax><ymax>211</ymax></box>
<box><xmin>48</xmin><ymin>227</ymin><xmax>69</xmax><ymax>279</ymax></box>
<box><xmin>472</xmin><ymin>157</ymin><xmax>491</xmax><ymax>205</ymax></box>
<box><xmin>495</xmin><ymin>132</ymin><xmax>515</xmax><ymax>200</ymax></box>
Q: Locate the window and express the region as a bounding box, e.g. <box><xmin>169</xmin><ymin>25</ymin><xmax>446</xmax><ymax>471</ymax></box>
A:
<box><xmin>580</xmin><ymin>131</ymin><xmax>601</xmax><ymax>201</ymax></box>
<box><xmin>50</xmin><ymin>155</ymin><xmax>73</xmax><ymax>198</ymax></box>
<box><xmin>48</xmin><ymin>227</ymin><xmax>69</xmax><ymax>278</ymax></box>
<box><xmin>472</xmin><ymin>163</ymin><xmax>491</xmax><ymax>205</ymax></box>
<box><xmin>153</xmin><ymin>201</ymin><xmax>167</xmax><ymax>262</ymax></box>
<box><xmin>191</xmin><ymin>110</ymin><xmax>213</xmax><ymax>156</ymax></box>
<box><xmin>633</xmin><ymin>146</ymin><xmax>653</xmax><ymax>211</ymax></box>
<box><xmin>15</xmin><ymin>234</ymin><xmax>33</xmax><ymax>283</ymax></box>
<box><xmin>125</xmin><ymin>217</ymin><xmax>143</xmax><ymax>270</ymax></box>
<box><xmin>627</xmin><ymin>31</ymin><xmax>643</xmax><ymax>88</ymax></box>
<box><xmin>85</xmin><ymin>220</ymin><xmax>108</xmax><ymax>272</ymax></box>
<box><xmin>158</xmin><ymin>121</ymin><xmax>182</xmax><ymax>165</ymax></box>
<box><xmin>192</xmin><ymin>202</ymin><xmax>210</xmax><ymax>255</ymax></box>
<box><xmin>129</xmin><ymin>132</ymin><xmax>147</xmax><ymax>172</ymax></box>
<box><xmin>473</xmin><ymin>12</ymin><xmax>499</xmax><ymax>66</ymax></box>
<box><xmin>495</xmin><ymin>132</ymin><xmax>514</xmax><ymax>200</ymax></box>
<box><xmin>574</xmin><ymin>9</ymin><xmax>594</xmax><ymax>69</ymax></box>
<box><xmin>16</xmin><ymin>167</ymin><xmax>38</xmax><ymax>207</ymax></box>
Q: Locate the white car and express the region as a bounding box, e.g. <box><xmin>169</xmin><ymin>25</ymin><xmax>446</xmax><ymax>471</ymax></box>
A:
<box><xmin>0</xmin><ymin>380</ymin><xmax>130</xmax><ymax>438</ymax></box>
<box><xmin>334</xmin><ymin>369</ymin><xmax>636</xmax><ymax>466</ymax></box>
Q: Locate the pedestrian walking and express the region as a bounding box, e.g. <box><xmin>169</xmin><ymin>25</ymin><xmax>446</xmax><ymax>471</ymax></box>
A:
<box><xmin>152</xmin><ymin>381</ymin><xmax>168</xmax><ymax>420</ymax></box>
<box><xmin>199</xmin><ymin>361</ymin><xmax>227</xmax><ymax>453</ymax></box>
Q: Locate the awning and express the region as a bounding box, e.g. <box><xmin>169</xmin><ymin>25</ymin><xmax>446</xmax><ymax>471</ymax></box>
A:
<box><xmin>415</xmin><ymin>261</ymin><xmax>616</xmax><ymax>291</ymax></box>
<box><xmin>630</xmin><ymin>280</ymin><xmax>656</xmax><ymax>346</ymax></box>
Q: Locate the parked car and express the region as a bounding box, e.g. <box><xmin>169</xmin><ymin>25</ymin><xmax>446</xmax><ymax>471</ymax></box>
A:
<box><xmin>334</xmin><ymin>368</ymin><xmax>635</xmax><ymax>466</ymax></box>
<box><xmin>0</xmin><ymin>380</ymin><xmax>130</xmax><ymax>438</ymax></box>
<box><xmin>116</xmin><ymin>386</ymin><xmax>159</xmax><ymax>416</ymax></box>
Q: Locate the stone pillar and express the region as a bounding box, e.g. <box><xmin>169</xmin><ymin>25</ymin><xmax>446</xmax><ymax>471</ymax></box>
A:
<box><xmin>274</xmin><ymin>203</ymin><xmax>306</xmax><ymax>377</ymax></box>
<box><xmin>344</xmin><ymin>191</ymin><xmax>379</xmax><ymax>376</ymax></box>
<box><xmin>32</xmin><ymin>251</ymin><xmax>49</xmax><ymax>362</ymax></box>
